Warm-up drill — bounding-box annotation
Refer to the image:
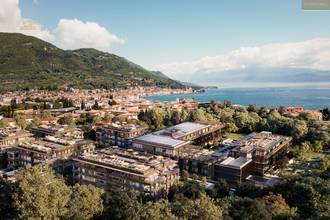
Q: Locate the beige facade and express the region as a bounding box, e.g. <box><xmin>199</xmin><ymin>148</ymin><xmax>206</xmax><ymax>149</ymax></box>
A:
<box><xmin>96</xmin><ymin>124</ymin><xmax>145</xmax><ymax>148</ymax></box>
<box><xmin>73</xmin><ymin>147</ymin><xmax>179</xmax><ymax>196</ymax></box>
<box><xmin>132</xmin><ymin>122</ymin><xmax>222</xmax><ymax>157</ymax></box>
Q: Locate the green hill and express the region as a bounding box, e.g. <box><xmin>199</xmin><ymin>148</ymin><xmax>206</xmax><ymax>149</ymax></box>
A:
<box><xmin>0</xmin><ymin>32</ymin><xmax>184</xmax><ymax>92</ymax></box>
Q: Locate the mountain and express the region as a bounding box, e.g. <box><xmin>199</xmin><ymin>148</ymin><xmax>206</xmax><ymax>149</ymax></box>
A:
<box><xmin>0</xmin><ymin>33</ymin><xmax>185</xmax><ymax>93</ymax></box>
<box><xmin>174</xmin><ymin>67</ymin><xmax>330</xmax><ymax>86</ymax></box>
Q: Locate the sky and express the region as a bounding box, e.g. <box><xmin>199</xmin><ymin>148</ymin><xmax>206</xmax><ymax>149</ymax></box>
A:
<box><xmin>1</xmin><ymin>0</ymin><xmax>330</xmax><ymax>81</ymax></box>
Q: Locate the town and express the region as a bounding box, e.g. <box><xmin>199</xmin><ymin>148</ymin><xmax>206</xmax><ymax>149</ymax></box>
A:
<box><xmin>1</xmin><ymin>86</ymin><xmax>329</xmax><ymax>219</ymax></box>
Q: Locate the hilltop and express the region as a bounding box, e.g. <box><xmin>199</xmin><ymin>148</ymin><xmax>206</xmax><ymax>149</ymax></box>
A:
<box><xmin>0</xmin><ymin>33</ymin><xmax>184</xmax><ymax>92</ymax></box>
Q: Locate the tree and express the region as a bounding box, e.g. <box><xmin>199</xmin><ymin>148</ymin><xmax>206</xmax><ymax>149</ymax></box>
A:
<box><xmin>81</xmin><ymin>100</ymin><xmax>86</xmax><ymax>110</ymax></box>
<box><xmin>149</xmin><ymin>108</ymin><xmax>165</xmax><ymax>130</ymax></box>
<box><xmin>67</xmin><ymin>184</ymin><xmax>104</xmax><ymax>220</ymax></box>
<box><xmin>13</xmin><ymin>165</ymin><xmax>71</xmax><ymax>219</ymax></box>
<box><xmin>235</xmin><ymin>182</ymin><xmax>263</xmax><ymax>198</ymax></box>
<box><xmin>190</xmin><ymin>194</ymin><xmax>223</xmax><ymax>220</ymax></box>
<box><xmin>278</xmin><ymin>106</ymin><xmax>286</xmax><ymax>115</ymax></box>
<box><xmin>179</xmin><ymin>179</ymin><xmax>205</xmax><ymax>199</ymax></box>
<box><xmin>171</xmin><ymin>193</ymin><xmax>223</xmax><ymax>220</ymax></box>
<box><xmin>53</xmin><ymin>101</ymin><xmax>63</xmax><ymax>109</ymax></box>
<box><xmin>228</xmin><ymin>197</ymin><xmax>271</xmax><ymax>220</ymax></box>
<box><xmin>262</xmin><ymin>193</ymin><xmax>297</xmax><ymax>220</ymax></box>
<box><xmin>92</xmin><ymin>100</ymin><xmax>102</xmax><ymax>110</ymax></box>
<box><xmin>30</xmin><ymin>117</ymin><xmax>42</xmax><ymax>127</ymax></box>
<box><xmin>321</xmin><ymin>108</ymin><xmax>330</xmax><ymax>120</ymax></box>
<box><xmin>319</xmin><ymin>156</ymin><xmax>329</xmax><ymax>171</ymax></box>
<box><xmin>300</xmin><ymin>141</ymin><xmax>311</xmax><ymax>154</ymax></box>
<box><xmin>40</xmin><ymin>111</ymin><xmax>54</xmax><ymax>121</ymax></box>
<box><xmin>103</xmin><ymin>112</ymin><xmax>113</xmax><ymax>124</ymax></box>
<box><xmin>103</xmin><ymin>190</ymin><xmax>142</xmax><ymax>220</ymax></box>
<box><xmin>14</xmin><ymin>113</ymin><xmax>27</xmax><ymax>129</ymax></box>
<box><xmin>163</xmin><ymin>107</ymin><xmax>173</xmax><ymax>126</ymax></box>
<box><xmin>190</xmin><ymin>109</ymin><xmax>207</xmax><ymax>122</ymax></box>
<box><xmin>291</xmin><ymin>120</ymin><xmax>308</xmax><ymax>140</ymax></box>
<box><xmin>247</xmin><ymin>104</ymin><xmax>258</xmax><ymax>112</ymax></box>
<box><xmin>10</xmin><ymin>98</ymin><xmax>17</xmax><ymax>110</ymax></box>
<box><xmin>299</xmin><ymin>111</ymin><xmax>321</xmax><ymax>122</ymax></box>
<box><xmin>208</xmin><ymin>179</ymin><xmax>229</xmax><ymax>199</ymax></box>
<box><xmin>285</xmin><ymin>182</ymin><xmax>319</xmax><ymax>218</ymax></box>
<box><xmin>180</xmin><ymin>109</ymin><xmax>189</xmax><ymax>123</ymax></box>
<box><xmin>171</xmin><ymin>111</ymin><xmax>181</xmax><ymax>125</ymax></box>
<box><xmin>109</xmin><ymin>99</ymin><xmax>117</xmax><ymax>106</ymax></box>
<box><xmin>312</xmin><ymin>141</ymin><xmax>324</xmax><ymax>153</ymax></box>
<box><xmin>58</xmin><ymin>114</ymin><xmax>75</xmax><ymax>126</ymax></box>
<box><xmin>141</xmin><ymin>199</ymin><xmax>176</xmax><ymax>220</ymax></box>
<box><xmin>233</xmin><ymin>111</ymin><xmax>262</xmax><ymax>133</ymax></box>
<box><xmin>43</xmin><ymin>101</ymin><xmax>48</xmax><ymax>109</ymax></box>
<box><xmin>223</xmin><ymin>100</ymin><xmax>232</xmax><ymax>108</ymax></box>
<box><xmin>61</xmin><ymin>98</ymin><xmax>74</xmax><ymax>108</ymax></box>
<box><xmin>0</xmin><ymin>180</ymin><xmax>16</xmax><ymax>219</ymax></box>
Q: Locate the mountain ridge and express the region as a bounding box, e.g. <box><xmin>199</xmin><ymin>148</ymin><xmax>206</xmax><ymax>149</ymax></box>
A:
<box><xmin>0</xmin><ymin>32</ymin><xmax>184</xmax><ymax>92</ymax></box>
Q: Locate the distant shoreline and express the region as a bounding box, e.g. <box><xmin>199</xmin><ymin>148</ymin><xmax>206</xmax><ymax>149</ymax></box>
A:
<box><xmin>145</xmin><ymin>87</ymin><xmax>330</xmax><ymax>110</ymax></box>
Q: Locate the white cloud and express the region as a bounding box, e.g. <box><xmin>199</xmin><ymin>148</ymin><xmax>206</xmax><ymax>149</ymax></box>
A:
<box><xmin>55</xmin><ymin>19</ymin><xmax>124</xmax><ymax>50</ymax></box>
<box><xmin>156</xmin><ymin>38</ymin><xmax>330</xmax><ymax>77</ymax></box>
<box><xmin>0</xmin><ymin>0</ymin><xmax>54</xmax><ymax>41</ymax></box>
<box><xmin>0</xmin><ymin>0</ymin><xmax>124</xmax><ymax>50</ymax></box>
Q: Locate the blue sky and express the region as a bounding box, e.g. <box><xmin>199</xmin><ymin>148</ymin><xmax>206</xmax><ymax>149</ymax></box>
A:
<box><xmin>1</xmin><ymin>0</ymin><xmax>329</xmax><ymax>84</ymax></box>
<box><xmin>16</xmin><ymin>0</ymin><xmax>330</xmax><ymax>69</ymax></box>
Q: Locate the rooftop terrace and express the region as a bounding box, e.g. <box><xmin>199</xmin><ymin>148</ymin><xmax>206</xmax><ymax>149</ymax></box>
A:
<box><xmin>154</xmin><ymin>122</ymin><xmax>209</xmax><ymax>139</ymax></box>
<box><xmin>220</xmin><ymin>156</ymin><xmax>252</xmax><ymax>169</ymax></box>
<box><xmin>238</xmin><ymin>131</ymin><xmax>290</xmax><ymax>152</ymax></box>
<box><xmin>76</xmin><ymin>147</ymin><xmax>177</xmax><ymax>175</ymax></box>
<box><xmin>134</xmin><ymin>133</ymin><xmax>189</xmax><ymax>148</ymax></box>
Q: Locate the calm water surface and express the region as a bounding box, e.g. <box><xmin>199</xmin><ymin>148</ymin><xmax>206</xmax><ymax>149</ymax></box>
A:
<box><xmin>146</xmin><ymin>87</ymin><xmax>330</xmax><ymax>110</ymax></box>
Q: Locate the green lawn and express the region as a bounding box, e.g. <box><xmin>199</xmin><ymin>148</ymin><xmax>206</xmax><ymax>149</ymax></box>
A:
<box><xmin>223</xmin><ymin>132</ymin><xmax>245</xmax><ymax>140</ymax></box>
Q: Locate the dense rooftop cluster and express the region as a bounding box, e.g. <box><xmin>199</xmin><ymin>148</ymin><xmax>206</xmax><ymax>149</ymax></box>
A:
<box><xmin>0</xmin><ymin>87</ymin><xmax>329</xmax><ymax>219</ymax></box>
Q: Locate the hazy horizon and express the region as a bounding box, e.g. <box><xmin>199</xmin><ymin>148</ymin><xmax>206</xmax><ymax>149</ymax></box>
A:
<box><xmin>1</xmin><ymin>0</ymin><xmax>330</xmax><ymax>87</ymax></box>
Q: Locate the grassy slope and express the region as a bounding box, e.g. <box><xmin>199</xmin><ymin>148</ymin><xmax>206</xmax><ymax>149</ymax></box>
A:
<box><xmin>0</xmin><ymin>33</ymin><xmax>184</xmax><ymax>92</ymax></box>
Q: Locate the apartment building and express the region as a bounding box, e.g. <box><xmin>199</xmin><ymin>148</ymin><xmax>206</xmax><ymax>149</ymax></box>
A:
<box><xmin>7</xmin><ymin>136</ymin><xmax>95</xmax><ymax>173</ymax></box>
<box><xmin>96</xmin><ymin>123</ymin><xmax>146</xmax><ymax>148</ymax></box>
<box><xmin>132</xmin><ymin>122</ymin><xmax>221</xmax><ymax>157</ymax></box>
<box><xmin>30</xmin><ymin>124</ymin><xmax>83</xmax><ymax>138</ymax></box>
<box><xmin>214</xmin><ymin>157</ymin><xmax>254</xmax><ymax>185</ymax></box>
<box><xmin>235</xmin><ymin>131</ymin><xmax>292</xmax><ymax>175</ymax></box>
<box><xmin>0</xmin><ymin>129</ymin><xmax>32</xmax><ymax>152</ymax></box>
<box><xmin>214</xmin><ymin>132</ymin><xmax>291</xmax><ymax>185</ymax></box>
<box><xmin>73</xmin><ymin>147</ymin><xmax>179</xmax><ymax>196</ymax></box>
<box><xmin>178</xmin><ymin>146</ymin><xmax>225</xmax><ymax>179</ymax></box>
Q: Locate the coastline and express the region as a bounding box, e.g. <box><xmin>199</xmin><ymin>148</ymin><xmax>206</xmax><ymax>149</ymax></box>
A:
<box><xmin>145</xmin><ymin>87</ymin><xmax>330</xmax><ymax>110</ymax></box>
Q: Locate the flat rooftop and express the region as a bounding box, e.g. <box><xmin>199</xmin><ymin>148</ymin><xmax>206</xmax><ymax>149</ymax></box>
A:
<box><xmin>134</xmin><ymin>133</ymin><xmax>189</xmax><ymax>148</ymax></box>
<box><xmin>177</xmin><ymin>145</ymin><xmax>227</xmax><ymax>162</ymax></box>
<box><xmin>17</xmin><ymin>136</ymin><xmax>83</xmax><ymax>153</ymax></box>
<box><xmin>76</xmin><ymin>147</ymin><xmax>178</xmax><ymax>175</ymax></box>
<box><xmin>100</xmin><ymin>122</ymin><xmax>144</xmax><ymax>132</ymax></box>
<box><xmin>246</xmin><ymin>174</ymin><xmax>279</xmax><ymax>187</ymax></box>
<box><xmin>238</xmin><ymin>132</ymin><xmax>290</xmax><ymax>152</ymax></box>
<box><xmin>0</xmin><ymin>129</ymin><xmax>31</xmax><ymax>139</ymax></box>
<box><xmin>154</xmin><ymin>122</ymin><xmax>209</xmax><ymax>139</ymax></box>
<box><xmin>220</xmin><ymin>156</ymin><xmax>252</xmax><ymax>169</ymax></box>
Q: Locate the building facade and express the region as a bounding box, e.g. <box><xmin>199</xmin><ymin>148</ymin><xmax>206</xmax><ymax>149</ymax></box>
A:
<box><xmin>7</xmin><ymin>136</ymin><xmax>95</xmax><ymax>173</ymax></box>
<box><xmin>0</xmin><ymin>129</ymin><xmax>32</xmax><ymax>151</ymax></box>
<box><xmin>132</xmin><ymin>122</ymin><xmax>221</xmax><ymax>157</ymax></box>
<box><xmin>30</xmin><ymin>124</ymin><xmax>83</xmax><ymax>138</ymax></box>
<box><xmin>234</xmin><ymin>131</ymin><xmax>292</xmax><ymax>175</ymax></box>
<box><xmin>214</xmin><ymin>157</ymin><xmax>254</xmax><ymax>185</ymax></box>
<box><xmin>96</xmin><ymin>123</ymin><xmax>145</xmax><ymax>148</ymax></box>
<box><xmin>73</xmin><ymin>147</ymin><xmax>179</xmax><ymax>196</ymax></box>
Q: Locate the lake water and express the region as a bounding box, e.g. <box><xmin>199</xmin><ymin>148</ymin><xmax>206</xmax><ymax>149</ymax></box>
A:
<box><xmin>146</xmin><ymin>87</ymin><xmax>330</xmax><ymax>110</ymax></box>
